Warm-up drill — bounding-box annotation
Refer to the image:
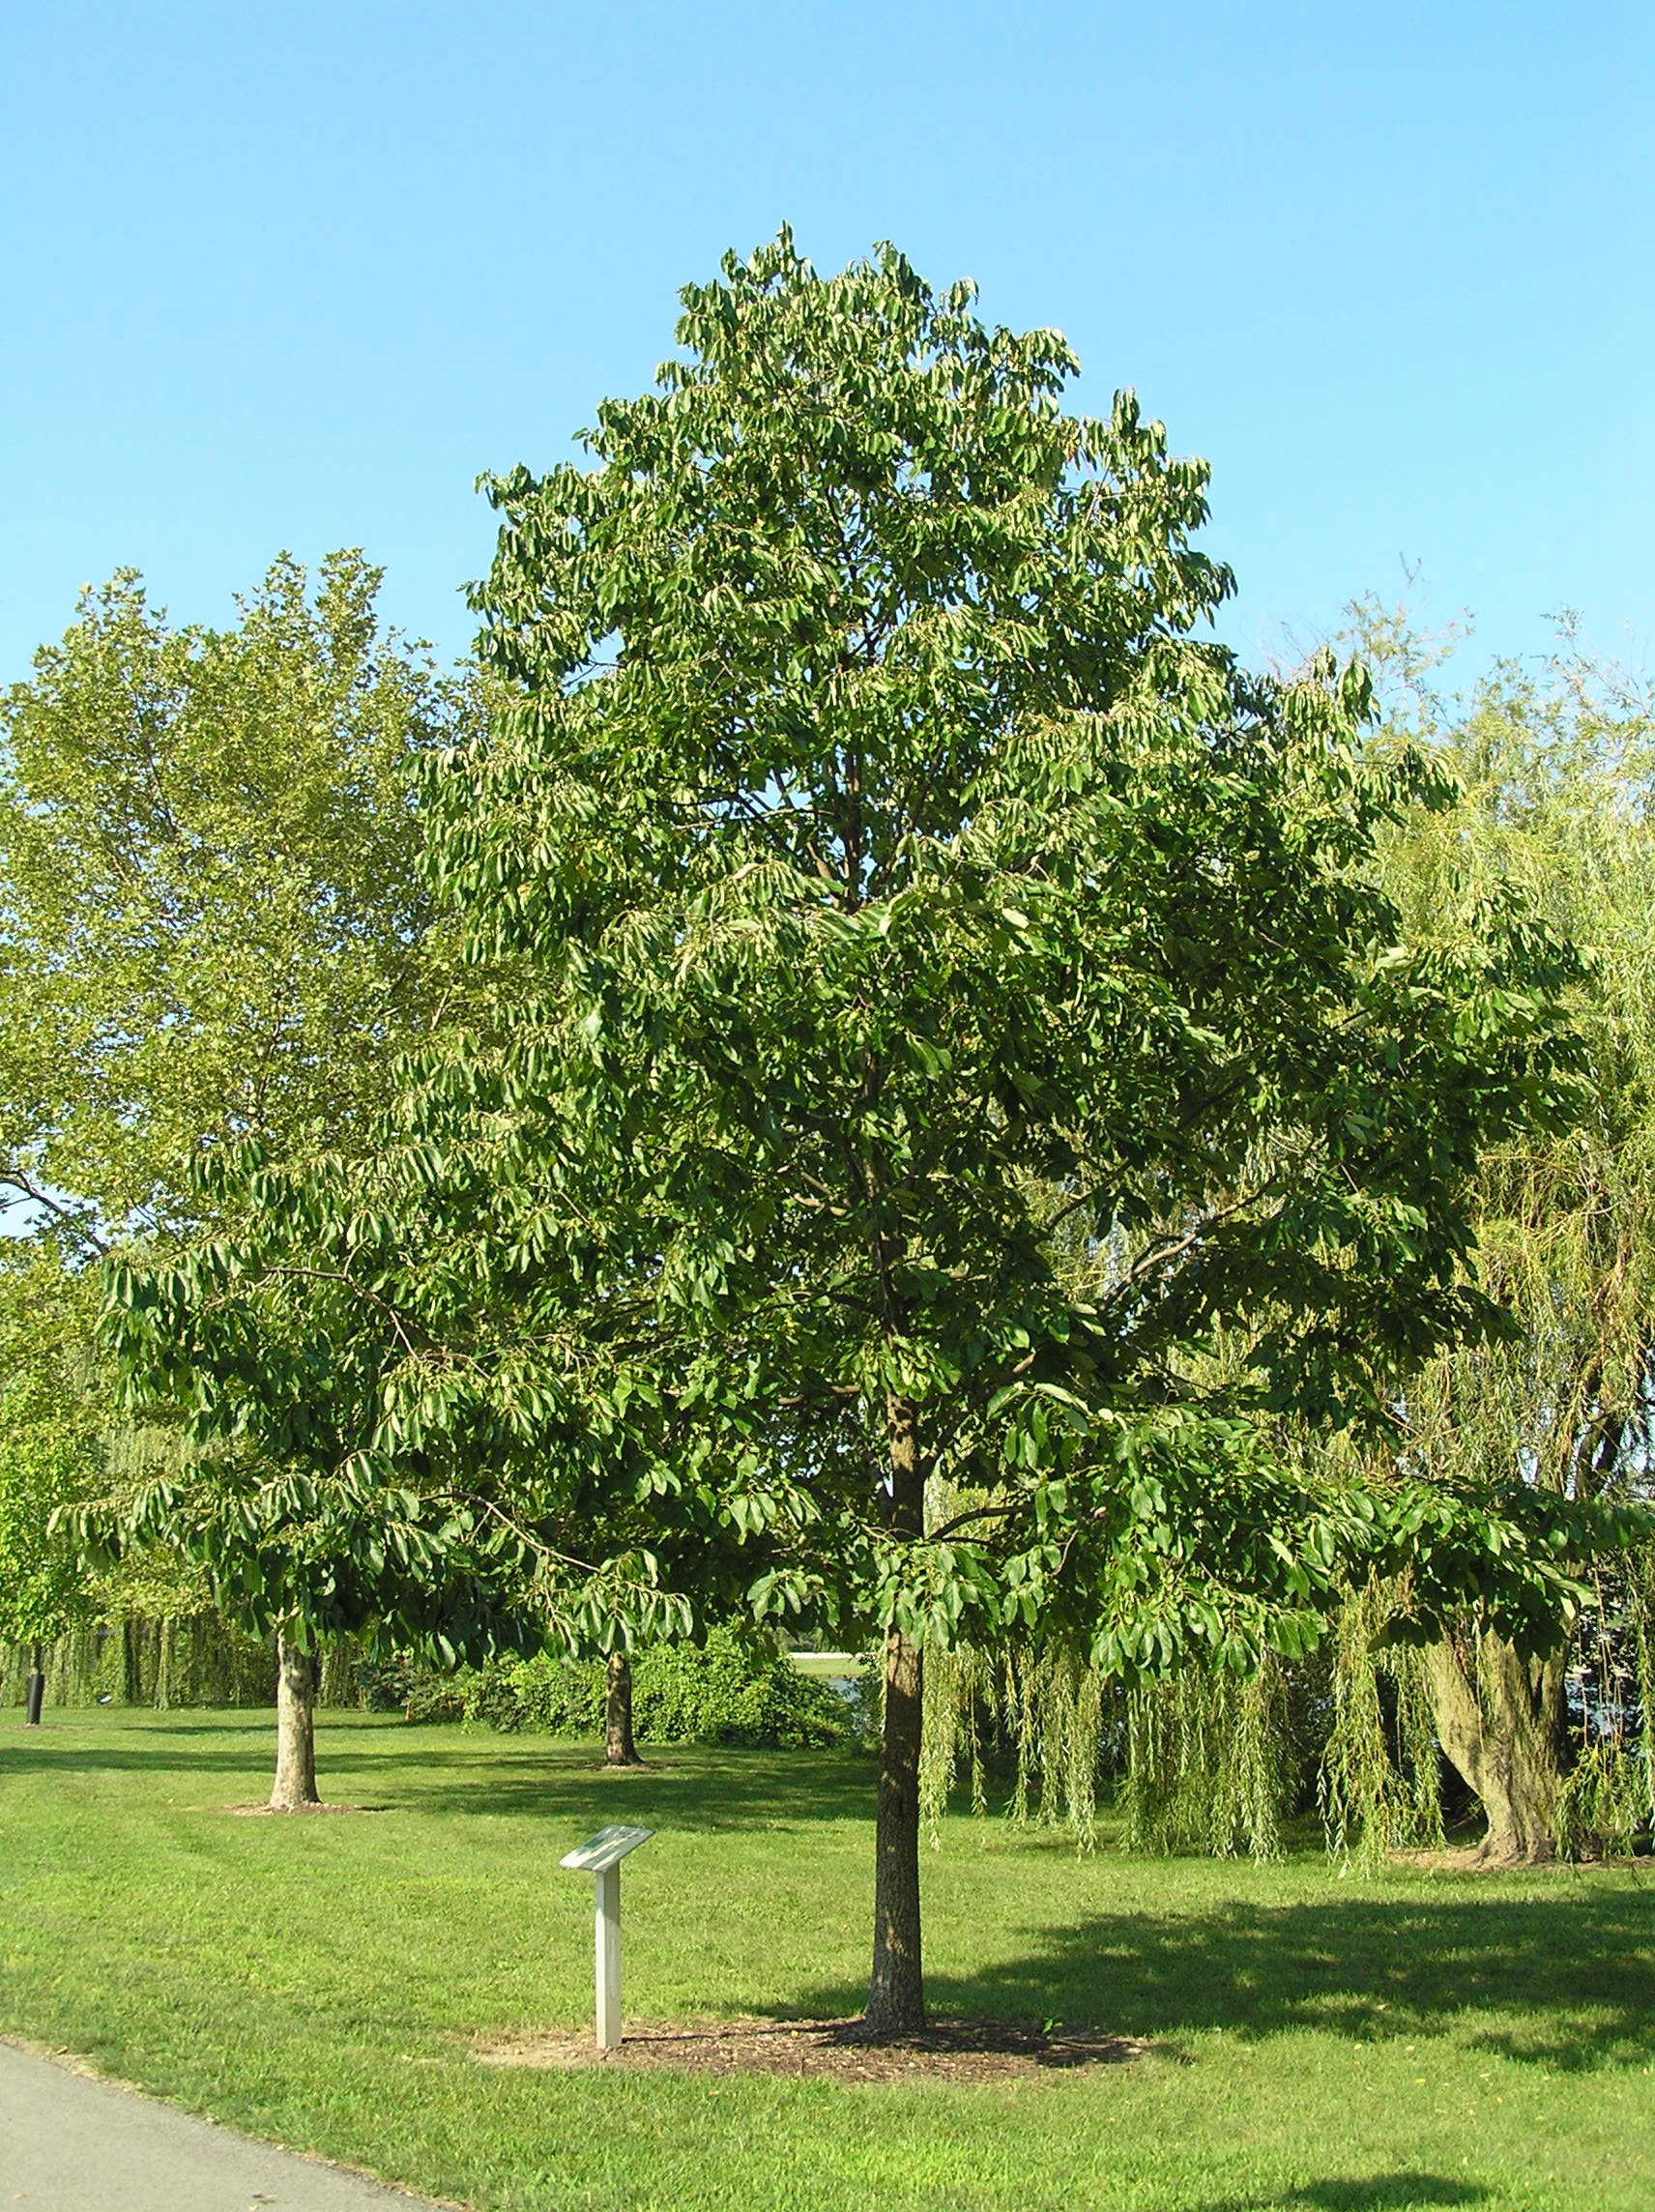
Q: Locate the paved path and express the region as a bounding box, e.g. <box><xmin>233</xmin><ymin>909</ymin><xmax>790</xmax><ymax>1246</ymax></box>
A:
<box><xmin>0</xmin><ymin>2041</ymin><xmax>452</xmax><ymax>2210</ymax></box>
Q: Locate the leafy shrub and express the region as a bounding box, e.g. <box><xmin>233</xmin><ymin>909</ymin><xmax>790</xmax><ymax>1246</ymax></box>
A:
<box><xmin>353</xmin><ymin>1652</ymin><xmax>467</xmax><ymax>1722</ymax></box>
<box><xmin>453</xmin><ymin>1630</ymin><xmax>852</xmax><ymax>1749</ymax></box>
<box><xmin>461</xmin><ymin>1652</ymin><xmax>602</xmax><ymax>1733</ymax></box>
<box><xmin>629</xmin><ymin>1631</ymin><xmax>849</xmax><ymax>1749</ymax></box>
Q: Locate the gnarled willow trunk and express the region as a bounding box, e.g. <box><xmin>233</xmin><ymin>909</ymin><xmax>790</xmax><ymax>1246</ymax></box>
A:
<box><xmin>270</xmin><ymin>1627</ymin><xmax>320</xmax><ymax>1811</ymax></box>
<box><xmin>865</xmin><ymin>1395</ymin><xmax>925</xmax><ymax>2038</ymax></box>
<box><xmin>603</xmin><ymin>1649</ymin><xmax>641</xmax><ymax>1766</ymax></box>
<box><xmin>1426</xmin><ymin>1633</ymin><xmax>1566</xmax><ymax>1863</ymax></box>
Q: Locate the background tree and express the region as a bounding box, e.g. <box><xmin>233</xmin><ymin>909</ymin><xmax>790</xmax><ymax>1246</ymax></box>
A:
<box><xmin>919</xmin><ymin>614</ymin><xmax>1655</xmax><ymax>1874</ymax></box>
<box><xmin>0</xmin><ymin>552</ymin><xmax>451</xmax><ymax>1234</ymax></box>
<box><xmin>1350</xmin><ymin>609</ymin><xmax>1655</xmax><ymax>1860</ymax></box>
<box><xmin>0</xmin><ymin>1251</ymin><xmax>102</xmax><ymax>1717</ymax></box>
<box><xmin>93</xmin><ymin>1306</ymin><xmax>523</xmax><ymax>1810</ymax></box>
<box><xmin>1</xmin><ymin>551</ymin><xmax>479</xmax><ymax>1795</ymax></box>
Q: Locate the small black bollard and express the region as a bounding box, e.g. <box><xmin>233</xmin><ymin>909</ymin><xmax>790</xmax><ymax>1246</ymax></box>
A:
<box><xmin>23</xmin><ymin>1671</ymin><xmax>44</xmax><ymax>1727</ymax></box>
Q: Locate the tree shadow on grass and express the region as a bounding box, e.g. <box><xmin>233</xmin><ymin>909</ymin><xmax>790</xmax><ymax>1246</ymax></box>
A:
<box><xmin>0</xmin><ymin>1729</ymin><xmax>881</xmax><ymax>1825</ymax></box>
<box><xmin>1211</xmin><ymin>2181</ymin><xmax>1488</xmax><ymax>2210</ymax></box>
<box><xmin>375</xmin><ymin>1744</ymin><xmax>878</xmax><ymax>1828</ymax></box>
<box><xmin>796</xmin><ymin>1890</ymin><xmax>1655</xmax><ymax>2073</ymax></box>
<box><xmin>0</xmin><ymin>1741</ymin><xmax>269</xmax><ymax>1776</ymax></box>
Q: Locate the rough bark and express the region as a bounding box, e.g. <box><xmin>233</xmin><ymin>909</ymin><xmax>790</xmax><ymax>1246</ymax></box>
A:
<box><xmin>603</xmin><ymin>1649</ymin><xmax>641</xmax><ymax>1767</ymax></box>
<box><xmin>865</xmin><ymin>1395</ymin><xmax>926</xmax><ymax>2039</ymax></box>
<box><xmin>1426</xmin><ymin>1633</ymin><xmax>1566</xmax><ymax>1864</ymax></box>
<box><xmin>270</xmin><ymin>1627</ymin><xmax>320</xmax><ymax>1811</ymax></box>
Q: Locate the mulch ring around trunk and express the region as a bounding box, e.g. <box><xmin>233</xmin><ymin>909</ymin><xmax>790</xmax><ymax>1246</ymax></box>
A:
<box><xmin>222</xmin><ymin>1801</ymin><xmax>392</xmax><ymax>1816</ymax></box>
<box><xmin>471</xmin><ymin>2017</ymin><xmax>1154</xmax><ymax>2083</ymax></box>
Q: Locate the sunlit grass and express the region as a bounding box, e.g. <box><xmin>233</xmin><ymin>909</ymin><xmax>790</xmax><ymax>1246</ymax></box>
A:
<box><xmin>2</xmin><ymin>1707</ymin><xmax>1650</xmax><ymax>2211</ymax></box>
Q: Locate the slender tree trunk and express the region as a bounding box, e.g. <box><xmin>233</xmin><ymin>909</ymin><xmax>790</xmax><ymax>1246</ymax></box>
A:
<box><xmin>24</xmin><ymin>1641</ymin><xmax>45</xmax><ymax>1727</ymax></box>
<box><xmin>603</xmin><ymin>1649</ymin><xmax>641</xmax><ymax>1767</ymax></box>
<box><xmin>270</xmin><ymin>1627</ymin><xmax>320</xmax><ymax>1811</ymax></box>
<box><xmin>866</xmin><ymin>1395</ymin><xmax>926</xmax><ymax>2038</ymax></box>
<box><xmin>1426</xmin><ymin>1634</ymin><xmax>1565</xmax><ymax>1864</ymax></box>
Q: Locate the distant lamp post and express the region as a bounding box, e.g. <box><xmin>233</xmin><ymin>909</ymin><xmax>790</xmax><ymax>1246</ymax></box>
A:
<box><xmin>560</xmin><ymin>1823</ymin><xmax>653</xmax><ymax>2051</ymax></box>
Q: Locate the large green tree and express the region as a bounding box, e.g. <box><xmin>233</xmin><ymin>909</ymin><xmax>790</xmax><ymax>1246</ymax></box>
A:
<box><xmin>109</xmin><ymin>238</ymin><xmax>1583</xmax><ymax>2023</ymax></box>
<box><xmin>429</xmin><ymin>237</ymin><xmax>1581</xmax><ymax>2027</ymax></box>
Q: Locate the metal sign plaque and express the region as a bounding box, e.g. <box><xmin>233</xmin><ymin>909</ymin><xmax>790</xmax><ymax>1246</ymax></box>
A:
<box><xmin>559</xmin><ymin>1823</ymin><xmax>653</xmax><ymax>1874</ymax></box>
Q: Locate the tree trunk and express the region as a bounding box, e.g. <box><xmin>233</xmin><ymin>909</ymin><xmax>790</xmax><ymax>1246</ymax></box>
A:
<box><xmin>1426</xmin><ymin>1633</ymin><xmax>1565</xmax><ymax>1864</ymax></box>
<box><xmin>270</xmin><ymin>1627</ymin><xmax>320</xmax><ymax>1811</ymax></box>
<box><xmin>865</xmin><ymin>1396</ymin><xmax>926</xmax><ymax>2039</ymax></box>
<box><xmin>603</xmin><ymin>1649</ymin><xmax>641</xmax><ymax>1767</ymax></box>
<box><xmin>23</xmin><ymin>1641</ymin><xmax>45</xmax><ymax>1727</ymax></box>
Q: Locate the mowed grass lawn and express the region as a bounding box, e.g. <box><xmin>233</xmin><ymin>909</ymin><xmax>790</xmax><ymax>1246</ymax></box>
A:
<box><xmin>1</xmin><ymin>1709</ymin><xmax>1650</xmax><ymax>2212</ymax></box>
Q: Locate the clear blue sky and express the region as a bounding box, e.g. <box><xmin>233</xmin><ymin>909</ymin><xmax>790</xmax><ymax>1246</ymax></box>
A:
<box><xmin>4</xmin><ymin>2</ymin><xmax>1650</xmax><ymax>688</ymax></box>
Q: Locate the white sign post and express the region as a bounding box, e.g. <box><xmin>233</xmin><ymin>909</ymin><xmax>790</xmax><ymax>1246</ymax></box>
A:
<box><xmin>559</xmin><ymin>1823</ymin><xmax>653</xmax><ymax>2051</ymax></box>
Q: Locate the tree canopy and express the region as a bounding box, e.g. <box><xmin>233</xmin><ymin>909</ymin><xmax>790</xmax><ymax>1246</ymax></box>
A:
<box><xmin>105</xmin><ymin>237</ymin><xmax>1587</xmax><ymax>2022</ymax></box>
<box><xmin>0</xmin><ymin>550</ymin><xmax>459</xmax><ymax>1249</ymax></box>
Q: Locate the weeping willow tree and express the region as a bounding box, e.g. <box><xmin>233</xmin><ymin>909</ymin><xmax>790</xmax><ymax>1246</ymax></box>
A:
<box><xmin>919</xmin><ymin>1606</ymin><xmax>1443</xmax><ymax>1868</ymax></box>
<box><xmin>1</xmin><ymin>1395</ymin><xmax>314</xmax><ymax>1715</ymax></box>
<box><xmin>918</xmin><ymin>1586</ymin><xmax>1495</xmax><ymax>1869</ymax></box>
<box><xmin>920</xmin><ymin>1437</ymin><xmax>1361</xmax><ymax>1867</ymax></box>
<box><xmin>1349</xmin><ymin>610</ymin><xmax>1655</xmax><ymax>1862</ymax></box>
<box><xmin>912</xmin><ymin>622</ymin><xmax>1655</xmax><ymax>1868</ymax></box>
<box><xmin>1317</xmin><ymin>1579</ymin><xmax>1447</xmax><ymax>1867</ymax></box>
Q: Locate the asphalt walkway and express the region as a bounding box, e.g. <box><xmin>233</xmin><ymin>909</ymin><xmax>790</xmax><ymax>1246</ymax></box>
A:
<box><xmin>0</xmin><ymin>2040</ymin><xmax>451</xmax><ymax>2210</ymax></box>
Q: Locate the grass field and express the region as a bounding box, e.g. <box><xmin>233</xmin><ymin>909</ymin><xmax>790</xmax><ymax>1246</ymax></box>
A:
<box><xmin>1</xmin><ymin>1707</ymin><xmax>1650</xmax><ymax>2212</ymax></box>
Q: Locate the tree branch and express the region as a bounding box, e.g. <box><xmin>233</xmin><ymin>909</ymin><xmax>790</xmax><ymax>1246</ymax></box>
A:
<box><xmin>0</xmin><ymin>1171</ymin><xmax>109</xmax><ymax>1257</ymax></box>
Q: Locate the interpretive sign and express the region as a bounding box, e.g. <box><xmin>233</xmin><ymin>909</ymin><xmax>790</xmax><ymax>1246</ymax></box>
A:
<box><xmin>560</xmin><ymin>1824</ymin><xmax>653</xmax><ymax>2048</ymax></box>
